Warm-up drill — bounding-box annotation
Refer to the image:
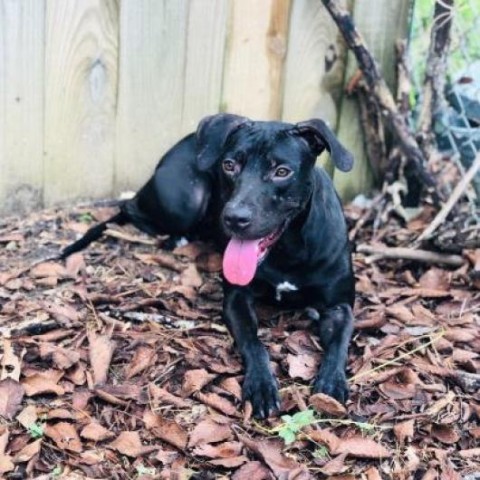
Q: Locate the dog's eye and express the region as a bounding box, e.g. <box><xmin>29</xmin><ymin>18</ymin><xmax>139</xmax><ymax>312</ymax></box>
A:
<box><xmin>222</xmin><ymin>159</ymin><xmax>236</xmax><ymax>174</ymax></box>
<box><xmin>273</xmin><ymin>166</ymin><xmax>292</xmax><ymax>179</ymax></box>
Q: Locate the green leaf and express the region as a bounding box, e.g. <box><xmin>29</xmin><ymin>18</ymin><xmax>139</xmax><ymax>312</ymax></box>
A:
<box><xmin>28</xmin><ymin>422</ymin><xmax>44</xmax><ymax>439</ymax></box>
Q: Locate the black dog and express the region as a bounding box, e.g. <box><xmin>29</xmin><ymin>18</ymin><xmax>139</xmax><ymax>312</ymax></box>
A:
<box><xmin>61</xmin><ymin>114</ymin><xmax>355</xmax><ymax>418</ymax></box>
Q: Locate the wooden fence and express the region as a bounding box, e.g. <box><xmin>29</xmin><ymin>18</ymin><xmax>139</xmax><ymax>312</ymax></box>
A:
<box><xmin>0</xmin><ymin>0</ymin><xmax>409</xmax><ymax>216</ymax></box>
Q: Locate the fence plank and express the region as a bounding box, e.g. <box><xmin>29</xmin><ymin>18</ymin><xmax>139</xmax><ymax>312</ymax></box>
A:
<box><xmin>44</xmin><ymin>0</ymin><xmax>119</xmax><ymax>206</ymax></box>
<box><xmin>181</xmin><ymin>0</ymin><xmax>229</xmax><ymax>134</ymax></box>
<box><xmin>0</xmin><ymin>0</ymin><xmax>45</xmax><ymax>215</ymax></box>
<box><xmin>334</xmin><ymin>0</ymin><xmax>411</xmax><ymax>200</ymax></box>
<box><xmin>115</xmin><ymin>0</ymin><xmax>189</xmax><ymax>193</ymax></box>
<box><xmin>222</xmin><ymin>0</ymin><xmax>291</xmax><ymax>120</ymax></box>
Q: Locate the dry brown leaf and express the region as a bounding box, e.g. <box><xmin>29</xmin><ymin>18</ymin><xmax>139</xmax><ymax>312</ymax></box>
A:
<box><xmin>458</xmin><ymin>448</ymin><xmax>480</xmax><ymax>459</ymax></box>
<box><xmin>80</xmin><ymin>422</ymin><xmax>115</xmax><ymax>442</ymax></box>
<box><xmin>30</xmin><ymin>262</ymin><xmax>66</xmax><ymax>279</ymax></box>
<box><xmin>318</xmin><ymin>452</ymin><xmax>348</xmax><ymax>475</ymax></box>
<box><xmin>218</xmin><ymin>376</ymin><xmax>242</xmax><ymax>400</ymax></box>
<box><xmin>143</xmin><ymin>411</ymin><xmax>188</xmax><ymax>450</ymax></box>
<box><xmin>364</xmin><ymin>466</ymin><xmax>382</xmax><ymax>480</ymax></box>
<box><xmin>88</xmin><ymin>332</ymin><xmax>115</xmax><ymax>386</ymax></box>
<box><xmin>378</xmin><ymin>368</ymin><xmax>418</xmax><ymax>400</ymax></box>
<box><xmin>16</xmin><ymin>405</ymin><xmax>38</xmax><ymax>429</ymax></box>
<box><xmin>386</xmin><ymin>305</ymin><xmax>414</xmax><ymax>323</ymax></box>
<box><xmin>240</xmin><ymin>436</ymin><xmax>311</xmax><ymax>479</ymax></box>
<box><xmin>44</xmin><ymin>422</ymin><xmax>82</xmax><ymax>453</ymax></box>
<box><xmin>181</xmin><ymin>369</ymin><xmax>216</xmax><ymax>397</ymax></box>
<box><xmin>149</xmin><ymin>383</ymin><xmax>191</xmax><ymax>408</ymax></box>
<box><xmin>232</xmin><ymin>461</ymin><xmax>273</xmax><ymax>480</ymax></box>
<box><xmin>286</xmin><ymin>353</ymin><xmax>319</xmax><ymax>380</ymax></box>
<box><xmin>44</xmin><ymin>302</ymin><xmax>80</xmax><ymax>324</ymax></box>
<box><xmin>419</xmin><ymin>268</ymin><xmax>450</xmax><ymax>291</ymax></box>
<box><xmin>195</xmin><ymin>391</ymin><xmax>238</xmax><ymax>417</ymax></box>
<box><xmin>309</xmin><ymin>393</ymin><xmax>347</xmax><ymax>417</ymax></box>
<box><xmin>188</xmin><ymin>418</ymin><xmax>233</xmax><ymax>447</ymax></box>
<box><xmin>333</xmin><ymin>436</ymin><xmax>391</xmax><ymax>459</ymax></box>
<box><xmin>209</xmin><ymin>455</ymin><xmax>248</xmax><ymax>468</ymax></box>
<box><xmin>39</xmin><ymin>343</ymin><xmax>80</xmax><ymax>370</ymax></box>
<box><xmin>431</xmin><ymin>424</ymin><xmax>460</xmax><ymax>444</ymax></box>
<box><xmin>13</xmin><ymin>439</ymin><xmax>42</xmax><ymax>463</ymax></box>
<box><xmin>0</xmin><ymin>378</ymin><xmax>25</xmax><ymax>419</ymax></box>
<box><xmin>192</xmin><ymin>441</ymin><xmax>243</xmax><ymax>459</ymax></box>
<box><xmin>65</xmin><ymin>252</ymin><xmax>85</xmax><ymax>277</ymax></box>
<box><xmin>1</xmin><ymin>339</ymin><xmax>21</xmax><ymax>381</ymax></box>
<box><xmin>47</xmin><ymin>408</ymin><xmax>73</xmax><ymax>420</ymax></box>
<box><xmin>303</xmin><ymin>428</ymin><xmax>340</xmax><ymax>451</ymax></box>
<box><xmin>180</xmin><ymin>263</ymin><xmax>203</xmax><ymax>288</ymax></box>
<box><xmin>393</xmin><ymin>419</ymin><xmax>415</xmax><ymax>444</ymax></box>
<box><xmin>22</xmin><ymin>370</ymin><xmax>65</xmax><ymax>396</ymax></box>
<box><xmin>108</xmin><ymin>431</ymin><xmax>156</xmax><ymax>458</ymax></box>
<box><xmin>0</xmin><ymin>454</ymin><xmax>14</xmax><ymax>475</ymax></box>
<box><xmin>125</xmin><ymin>345</ymin><xmax>156</xmax><ymax>379</ymax></box>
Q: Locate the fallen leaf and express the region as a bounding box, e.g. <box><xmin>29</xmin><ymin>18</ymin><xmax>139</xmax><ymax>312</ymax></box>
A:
<box><xmin>431</xmin><ymin>424</ymin><xmax>460</xmax><ymax>444</ymax></box>
<box><xmin>108</xmin><ymin>431</ymin><xmax>156</xmax><ymax>458</ymax></box>
<box><xmin>88</xmin><ymin>332</ymin><xmax>115</xmax><ymax>386</ymax></box>
<box><xmin>0</xmin><ymin>378</ymin><xmax>25</xmax><ymax>419</ymax></box>
<box><xmin>188</xmin><ymin>418</ymin><xmax>233</xmax><ymax>447</ymax></box>
<box><xmin>209</xmin><ymin>455</ymin><xmax>248</xmax><ymax>468</ymax></box>
<box><xmin>232</xmin><ymin>461</ymin><xmax>273</xmax><ymax>480</ymax></box>
<box><xmin>13</xmin><ymin>439</ymin><xmax>42</xmax><ymax>463</ymax></box>
<box><xmin>240</xmin><ymin>436</ymin><xmax>311</xmax><ymax>479</ymax></box>
<box><xmin>0</xmin><ymin>430</ymin><xmax>13</xmax><ymax>474</ymax></box>
<box><xmin>149</xmin><ymin>384</ymin><xmax>191</xmax><ymax>409</ymax></box>
<box><xmin>365</xmin><ymin>466</ymin><xmax>382</xmax><ymax>480</ymax></box>
<box><xmin>378</xmin><ymin>368</ymin><xmax>418</xmax><ymax>400</ymax></box>
<box><xmin>302</xmin><ymin>428</ymin><xmax>340</xmax><ymax>451</ymax></box>
<box><xmin>458</xmin><ymin>448</ymin><xmax>480</xmax><ymax>459</ymax></box>
<box><xmin>286</xmin><ymin>353</ymin><xmax>319</xmax><ymax>381</ymax></box>
<box><xmin>393</xmin><ymin>419</ymin><xmax>415</xmax><ymax>444</ymax></box>
<box><xmin>309</xmin><ymin>393</ymin><xmax>347</xmax><ymax>417</ymax></box>
<box><xmin>192</xmin><ymin>441</ymin><xmax>243</xmax><ymax>459</ymax></box>
<box><xmin>195</xmin><ymin>391</ymin><xmax>238</xmax><ymax>417</ymax></box>
<box><xmin>419</xmin><ymin>268</ymin><xmax>450</xmax><ymax>291</ymax></box>
<box><xmin>39</xmin><ymin>343</ymin><xmax>80</xmax><ymax>370</ymax></box>
<box><xmin>30</xmin><ymin>262</ymin><xmax>66</xmax><ymax>279</ymax></box>
<box><xmin>143</xmin><ymin>411</ymin><xmax>188</xmax><ymax>450</ymax></box>
<box><xmin>16</xmin><ymin>405</ymin><xmax>38</xmax><ymax>429</ymax></box>
<box><xmin>22</xmin><ymin>370</ymin><xmax>65</xmax><ymax>396</ymax></box>
<box><xmin>125</xmin><ymin>345</ymin><xmax>156</xmax><ymax>379</ymax></box>
<box><xmin>44</xmin><ymin>422</ymin><xmax>82</xmax><ymax>453</ymax></box>
<box><xmin>319</xmin><ymin>452</ymin><xmax>348</xmax><ymax>475</ymax></box>
<box><xmin>181</xmin><ymin>369</ymin><xmax>216</xmax><ymax>397</ymax></box>
<box><xmin>333</xmin><ymin>436</ymin><xmax>391</xmax><ymax>459</ymax></box>
<box><xmin>65</xmin><ymin>253</ymin><xmax>85</xmax><ymax>278</ymax></box>
<box><xmin>180</xmin><ymin>264</ymin><xmax>203</xmax><ymax>288</ymax></box>
<box><xmin>80</xmin><ymin>422</ymin><xmax>115</xmax><ymax>442</ymax></box>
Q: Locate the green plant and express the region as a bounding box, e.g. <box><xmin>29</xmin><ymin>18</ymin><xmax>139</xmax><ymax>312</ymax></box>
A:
<box><xmin>276</xmin><ymin>409</ymin><xmax>316</xmax><ymax>445</ymax></box>
<box><xmin>51</xmin><ymin>466</ymin><xmax>62</xmax><ymax>478</ymax></box>
<box><xmin>78</xmin><ymin>212</ymin><xmax>94</xmax><ymax>223</ymax></box>
<box><xmin>28</xmin><ymin>422</ymin><xmax>44</xmax><ymax>439</ymax></box>
<box><xmin>135</xmin><ymin>464</ymin><xmax>157</xmax><ymax>477</ymax></box>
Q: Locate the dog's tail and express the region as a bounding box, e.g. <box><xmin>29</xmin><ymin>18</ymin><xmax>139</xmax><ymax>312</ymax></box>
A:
<box><xmin>59</xmin><ymin>211</ymin><xmax>127</xmax><ymax>259</ymax></box>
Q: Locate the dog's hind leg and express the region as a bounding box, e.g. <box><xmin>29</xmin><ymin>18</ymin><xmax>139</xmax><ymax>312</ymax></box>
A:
<box><xmin>313</xmin><ymin>303</ymin><xmax>354</xmax><ymax>403</ymax></box>
<box><xmin>223</xmin><ymin>283</ymin><xmax>280</xmax><ymax>419</ymax></box>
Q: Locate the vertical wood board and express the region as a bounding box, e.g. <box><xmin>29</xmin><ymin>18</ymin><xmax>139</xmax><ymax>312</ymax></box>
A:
<box><xmin>222</xmin><ymin>0</ymin><xmax>291</xmax><ymax>120</ymax></box>
<box><xmin>44</xmin><ymin>0</ymin><xmax>119</xmax><ymax>206</ymax></box>
<box><xmin>0</xmin><ymin>0</ymin><xmax>45</xmax><ymax>215</ymax></box>
<box><xmin>114</xmin><ymin>0</ymin><xmax>189</xmax><ymax>193</ymax></box>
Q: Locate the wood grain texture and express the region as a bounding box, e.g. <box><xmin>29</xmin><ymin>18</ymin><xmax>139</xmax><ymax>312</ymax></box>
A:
<box><xmin>334</xmin><ymin>0</ymin><xmax>410</xmax><ymax>200</ymax></box>
<box><xmin>44</xmin><ymin>0</ymin><xmax>119</xmax><ymax>206</ymax></box>
<box><xmin>181</xmin><ymin>0</ymin><xmax>229</xmax><ymax>134</ymax></box>
<box><xmin>222</xmin><ymin>0</ymin><xmax>291</xmax><ymax>120</ymax></box>
<box><xmin>114</xmin><ymin>0</ymin><xmax>189</xmax><ymax>193</ymax></box>
<box><xmin>0</xmin><ymin>0</ymin><xmax>45</xmax><ymax>215</ymax></box>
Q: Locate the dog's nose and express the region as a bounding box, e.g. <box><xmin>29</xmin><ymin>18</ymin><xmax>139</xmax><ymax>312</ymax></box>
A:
<box><xmin>223</xmin><ymin>206</ymin><xmax>252</xmax><ymax>231</ymax></box>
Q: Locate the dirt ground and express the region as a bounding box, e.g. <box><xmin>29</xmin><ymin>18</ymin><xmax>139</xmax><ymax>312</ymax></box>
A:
<box><xmin>0</xmin><ymin>201</ymin><xmax>479</xmax><ymax>479</ymax></box>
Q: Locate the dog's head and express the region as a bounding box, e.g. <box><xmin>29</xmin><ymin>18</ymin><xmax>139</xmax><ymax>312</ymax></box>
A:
<box><xmin>196</xmin><ymin>113</ymin><xmax>353</xmax><ymax>285</ymax></box>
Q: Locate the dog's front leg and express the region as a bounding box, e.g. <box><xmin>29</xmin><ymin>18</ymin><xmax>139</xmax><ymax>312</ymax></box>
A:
<box><xmin>313</xmin><ymin>303</ymin><xmax>354</xmax><ymax>403</ymax></box>
<box><xmin>223</xmin><ymin>283</ymin><xmax>280</xmax><ymax>418</ymax></box>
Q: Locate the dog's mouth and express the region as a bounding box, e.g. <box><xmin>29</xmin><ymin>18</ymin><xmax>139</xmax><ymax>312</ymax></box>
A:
<box><xmin>222</xmin><ymin>224</ymin><xmax>286</xmax><ymax>286</ymax></box>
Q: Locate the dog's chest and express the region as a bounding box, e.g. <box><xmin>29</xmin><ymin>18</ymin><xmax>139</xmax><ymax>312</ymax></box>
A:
<box><xmin>275</xmin><ymin>281</ymin><xmax>298</xmax><ymax>301</ymax></box>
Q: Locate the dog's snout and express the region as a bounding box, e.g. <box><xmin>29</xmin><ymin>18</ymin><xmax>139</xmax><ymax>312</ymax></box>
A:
<box><xmin>223</xmin><ymin>205</ymin><xmax>252</xmax><ymax>232</ymax></box>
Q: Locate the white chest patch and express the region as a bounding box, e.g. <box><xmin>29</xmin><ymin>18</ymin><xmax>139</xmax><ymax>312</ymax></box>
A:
<box><xmin>275</xmin><ymin>281</ymin><xmax>298</xmax><ymax>301</ymax></box>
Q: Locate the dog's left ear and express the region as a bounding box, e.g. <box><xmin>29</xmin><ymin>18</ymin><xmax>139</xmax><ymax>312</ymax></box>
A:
<box><xmin>295</xmin><ymin>119</ymin><xmax>354</xmax><ymax>172</ymax></box>
<box><xmin>196</xmin><ymin>113</ymin><xmax>250</xmax><ymax>171</ymax></box>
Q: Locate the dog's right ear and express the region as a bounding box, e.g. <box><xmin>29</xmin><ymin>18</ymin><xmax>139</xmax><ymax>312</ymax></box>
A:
<box><xmin>196</xmin><ymin>113</ymin><xmax>249</xmax><ymax>171</ymax></box>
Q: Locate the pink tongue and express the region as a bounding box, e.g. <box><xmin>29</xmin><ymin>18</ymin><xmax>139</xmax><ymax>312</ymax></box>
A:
<box><xmin>223</xmin><ymin>238</ymin><xmax>261</xmax><ymax>286</ymax></box>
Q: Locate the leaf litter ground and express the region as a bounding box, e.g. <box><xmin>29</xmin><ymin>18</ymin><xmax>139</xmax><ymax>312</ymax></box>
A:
<box><xmin>0</xmin><ymin>201</ymin><xmax>479</xmax><ymax>479</ymax></box>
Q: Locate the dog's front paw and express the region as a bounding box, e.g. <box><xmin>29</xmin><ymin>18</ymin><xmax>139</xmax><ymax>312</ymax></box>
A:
<box><xmin>243</xmin><ymin>368</ymin><xmax>280</xmax><ymax>419</ymax></box>
<box><xmin>314</xmin><ymin>368</ymin><xmax>349</xmax><ymax>404</ymax></box>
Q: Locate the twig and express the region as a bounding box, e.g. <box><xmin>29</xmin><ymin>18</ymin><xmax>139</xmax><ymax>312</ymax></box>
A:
<box><xmin>104</xmin><ymin>227</ymin><xmax>157</xmax><ymax>246</ymax></box>
<box><xmin>321</xmin><ymin>0</ymin><xmax>438</xmax><ymax>200</ymax></box>
<box><xmin>357</xmin><ymin>244</ymin><xmax>464</xmax><ymax>267</ymax></box>
<box><xmin>416</xmin><ymin>154</ymin><xmax>480</xmax><ymax>242</ymax></box>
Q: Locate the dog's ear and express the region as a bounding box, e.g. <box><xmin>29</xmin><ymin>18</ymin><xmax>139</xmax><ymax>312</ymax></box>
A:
<box><xmin>295</xmin><ymin>119</ymin><xmax>354</xmax><ymax>172</ymax></box>
<box><xmin>196</xmin><ymin>113</ymin><xmax>249</xmax><ymax>170</ymax></box>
